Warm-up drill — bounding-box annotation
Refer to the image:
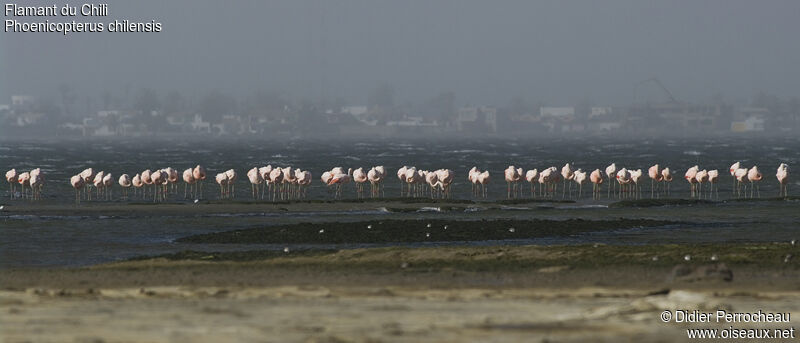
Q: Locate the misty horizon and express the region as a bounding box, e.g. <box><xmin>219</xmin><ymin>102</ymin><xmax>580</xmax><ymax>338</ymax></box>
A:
<box><xmin>2</xmin><ymin>0</ymin><xmax>800</xmax><ymax>107</ymax></box>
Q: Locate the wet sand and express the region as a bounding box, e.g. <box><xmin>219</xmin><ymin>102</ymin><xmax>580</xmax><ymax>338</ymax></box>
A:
<box><xmin>3</xmin><ymin>243</ymin><xmax>800</xmax><ymax>342</ymax></box>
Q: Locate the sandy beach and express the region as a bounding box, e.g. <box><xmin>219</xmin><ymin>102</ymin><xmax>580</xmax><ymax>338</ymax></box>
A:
<box><xmin>3</xmin><ymin>241</ymin><xmax>800</xmax><ymax>342</ymax></box>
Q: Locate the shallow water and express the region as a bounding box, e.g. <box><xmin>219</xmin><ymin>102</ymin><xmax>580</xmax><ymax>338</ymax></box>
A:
<box><xmin>1</xmin><ymin>137</ymin><xmax>798</xmax><ymax>267</ymax></box>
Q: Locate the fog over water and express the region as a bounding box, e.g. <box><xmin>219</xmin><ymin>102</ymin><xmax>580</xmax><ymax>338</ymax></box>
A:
<box><xmin>3</xmin><ymin>0</ymin><xmax>800</xmax><ymax>105</ymax></box>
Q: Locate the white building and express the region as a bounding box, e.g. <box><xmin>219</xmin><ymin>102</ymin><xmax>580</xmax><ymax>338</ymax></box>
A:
<box><xmin>590</xmin><ymin>107</ymin><xmax>613</xmax><ymax>118</ymax></box>
<box><xmin>540</xmin><ymin>106</ymin><xmax>575</xmax><ymax>119</ymax></box>
<box><xmin>457</xmin><ymin>106</ymin><xmax>497</xmax><ymax>132</ymax></box>
<box><xmin>11</xmin><ymin>95</ymin><xmax>35</xmax><ymax>107</ymax></box>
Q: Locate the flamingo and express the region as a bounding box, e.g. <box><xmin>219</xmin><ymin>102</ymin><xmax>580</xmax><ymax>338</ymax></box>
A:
<box><xmin>707</xmin><ymin>170</ymin><xmax>719</xmax><ymax>199</ymax></box>
<box><xmin>590</xmin><ymin>169</ymin><xmax>604</xmax><ymax>200</ymax></box>
<box><xmin>258</xmin><ymin>164</ymin><xmax>272</xmax><ymax>199</ymax></box>
<box><xmin>424</xmin><ymin>171</ymin><xmax>439</xmax><ymax>199</ymax></box>
<box><xmin>29</xmin><ymin>168</ymin><xmax>44</xmax><ymax>200</ymax></box>
<box><xmin>648</xmin><ymin>164</ymin><xmax>662</xmax><ymax>198</ymax></box>
<box><xmin>525</xmin><ymin>169</ymin><xmax>538</xmax><ymax>198</ymax></box>
<box><xmin>132</xmin><ymin>174</ymin><xmax>143</xmax><ymax>199</ymax></box>
<box><xmin>328</xmin><ymin>168</ymin><xmax>352</xmax><ymax>199</ymax></box>
<box><xmin>352</xmin><ymin>167</ymin><xmax>367</xmax><ymax>198</ymax></box>
<box><xmin>561</xmin><ymin>163</ymin><xmax>574</xmax><ymax>198</ymax></box>
<box><xmin>141</xmin><ymin>169</ymin><xmax>153</xmax><ymax>200</ymax></box>
<box><xmin>269</xmin><ymin>168</ymin><xmax>283</xmax><ymax>201</ymax></box>
<box><xmin>777</xmin><ymin>163</ymin><xmax>789</xmax><ymax>198</ymax></box>
<box><xmin>477</xmin><ymin>170</ymin><xmax>490</xmax><ymax>199</ymax></box>
<box><xmin>247</xmin><ymin>167</ymin><xmax>263</xmax><ymax>200</ymax></box>
<box><xmin>436</xmin><ymin>169</ymin><xmax>454</xmax><ymax>199</ymax></box>
<box><xmin>225</xmin><ymin>169</ymin><xmax>237</xmax><ymax>199</ymax></box>
<box><xmin>5</xmin><ymin>169</ymin><xmax>18</xmax><ymax>199</ymax></box>
<box><xmin>118</xmin><ymin>174</ymin><xmax>132</xmax><ymax>200</ymax></box>
<box><xmin>629</xmin><ymin>169</ymin><xmax>643</xmax><ymax>199</ymax></box>
<box><xmin>504</xmin><ymin>166</ymin><xmax>521</xmax><ymax>199</ymax></box>
<box><xmin>367</xmin><ymin>167</ymin><xmax>385</xmax><ymax>198</ymax></box>
<box><xmin>747</xmin><ymin>166</ymin><xmax>762</xmax><ymax>198</ymax></box>
<box><xmin>694</xmin><ymin>170</ymin><xmax>708</xmax><ymax>199</ymax></box>
<box><xmin>182</xmin><ymin>168</ymin><xmax>195</xmax><ymax>199</ymax></box>
<box><xmin>729</xmin><ymin>162</ymin><xmax>741</xmax><ymax>197</ymax></box>
<box><xmin>80</xmin><ymin>168</ymin><xmax>95</xmax><ymax>200</ymax></box>
<box><xmin>605</xmin><ymin>163</ymin><xmax>617</xmax><ymax>198</ymax></box>
<box><xmin>164</xmin><ymin>167</ymin><xmax>179</xmax><ymax>194</ymax></box>
<box><xmin>684</xmin><ymin>166</ymin><xmax>699</xmax><ymax>198</ymax></box>
<box><xmin>150</xmin><ymin>170</ymin><xmax>165</xmax><ymax>202</ymax></box>
<box><xmin>573</xmin><ymin>169</ymin><xmax>587</xmax><ymax>199</ymax></box>
<box><xmin>468</xmin><ymin>167</ymin><xmax>480</xmax><ymax>198</ymax></box>
<box><xmin>404</xmin><ymin>167</ymin><xmax>418</xmax><ymax>197</ymax></box>
<box><xmin>661</xmin><ymin>167</ymin><xmax>673</xmax><ymax>197</ymax></box>
<box><xmin>321</xmin><ymin>171</ymin><xmax>333</xmax><ymax>196</ymax></box>
<box><xmin>103</xmin><ymin>172</ymin><xmax>113</xmax><ymax>200</ymax></box>
<box><xmin>397</xmin><ymin>166</ymin><xmax>409</xmax><ymax>196</ymax></box>
<box><xmin>215</xmin><ymin>172</ymin><xmax>229</xmax><ymax>199</ymax></box>
<box><xmin>70</xmin><ymin>175</ymin><xmax>84</xmax><ymax>205</ymax></box>
<box><xmin>296</xmin><ymin>169</ymin><xmax>312</xmax><ymax>199</ymax></box>
<box><xmin>192</xmin><ymin>165</ymin><xmax>207</xmax><ymax>199</ymax></box>
<box><xmin>93</xmin><ymin>171</ymin><xmax>105</xmax><ymax>200</ymax></box>
<box><xmin>616</xmin><ymin>168</ymin><xmax>630</xmax><ymax>198</ymax></box>
<box><xmin>17</xmin><ymin>171</ymin><xmax>30</xmax><ymax>199</ymax></box>
<box><xmin>734</xmin><ymin>167</ymin><xmax>749</xmax><ymax>198</ymax></box>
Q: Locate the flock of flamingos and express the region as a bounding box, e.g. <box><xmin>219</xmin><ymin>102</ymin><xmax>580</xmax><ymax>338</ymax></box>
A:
<box><xmin>3</xmin><ymin>162</ymin><xmax>791</xmax><ymax>205</ymax></box>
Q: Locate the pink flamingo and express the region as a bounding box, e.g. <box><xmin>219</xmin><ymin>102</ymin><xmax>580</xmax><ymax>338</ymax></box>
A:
<box><xmin>648</xmin><ymin>164</ymin><xmax>662</xmax><ymax>198</ymax></box>
<box><xmin>734</xmin><ymin>167</ymin><xmax>749</xmax><ymax>198</ymax></box>
<box><xmin>605</xmin><ymin>163</ymin><xmax>617</xmax><ymax>198</ymax></box>
<box><xmin>118</xmin><ymin>174</ymin><xmax>132</xmax><ymax>200</ymax></box>
<box><xmin>561</xmin><ymin>163</ymin><xmax>574</xmax><ymax>198</ymax></box>
<box><xmin>684</xmin><ymin>166</ymin><xmax>699</xmax><ymax>198</ymax></box>
<box><xmin>215</xmin><ymin>172</ymin><xmax>229</xmax><ymax>199</ymax></box>
<box><xmin>165</xmin><ymin>167</ymin><xmax>179</xmax><ymax>194</ymax></box>
<box><xmin>616</xmin><ymin>168</ymin><xmax>630</xmax><ymax>199</ymax></box>
<box><xmin>477</xmin><ymin>170</ymin><xmax>490</xmax><ymax>199</ymax></box>
<box><xmin>777</xmin><ymin>163</ymin><xmax>789</xmax><ymax>198</ymax></box>
<box><xmin>5</xmin><ymin>169</ymin><xmax>18</xmax><ymax>199</ymax></box>
<box><xmin>29</xmin><ymin>168</ymin><xmax>44</xmax><ymax>200</ymax></box>
<box><xmin>694</xmin><ymin>170</ymin><xmax>708</xmax><ymax>199</ymax></box>
<box><xmin>729</xmin><ymin>162</ymin><xmax>741</xmax><ymax>197</ymax></box>
<box><xmin>192</xmin><ymin>165</ymin><xmax>207</xmax><ymax>199</ymax></box>
<box><xmin>225</xmin><ymin>169</ymin><xmax>237</xmax><ymax>199</ymax></box>
<box><xmin>103</xmin><ymin>172</ymin><xmax>113</xmax><ymax>201</ymax></box>
<box><xmin>747</xmin><ymin>166</ymin><xmax>762</xmax><ymax>198</ymax></box>
<box><xmin>70</xmin><ymin>175</ymin><xmax>84</xmax><ymax>205</ymax></box>
<box><xmin>367</xmin><ymin>167</ymin><xmax>385</xmax><ymax>198</ymax></box>
<box><xmin>182</xmin><ymin>168</ymin><xmax>195</xmax><ymax>199</ymax></box>
<box><xmin>707</xmin><ymin>170</ymin><xmax>719</xmax><ymax>199</ymax></box>
<box><xmin>80</xmin><ymin>168</ymin><xmax>95</xmax><ymax>200</ymax></box>
<box><xmin>328</xmin><ymin>168</ymin><xmax>352</xmax><ymax>199</ymax></box>
<box><xmin>573</xmin><ymin>169</ymin><xmax>587</xmax><ymax>199</ymax></box>
<box><xmin>661</xmin><ymin>167</ymin><xmax>673</xmax><ymax>197</ymax></box>
<box><xmin>590</xmin><ymin>169</ymin><xmax>604</xmax><ymax>200</ymax></box>
<box><xmin>141</xmin><ymin>170</ymin><xmax>153</xmax><ymax>200</ymax></box>
<box><xmin>435</xmin><ymin>169</ymin><xmax>454</xmax><ymax>199</ymax></box>
<box><xmin>247</xmin><ymin>167</ymin><xmax>263</xmax><ymax>200</ymax></box>
<box><xmin>269</xmin><ymin>168</ymin><xmax>283</xmax><ymax>201</ymax></box>
<box><xmin>397</xmin><ymin>166</ymin><xmax>410</xmax><ymax>196</ymax></box>
<box><xmin>93</xmin><ymin>171</ymin><xmax>105</xmax><ymax>200</ymax></box>
<box><xmin>504</xmin><ymin>166</ymin><xmax>521</xmax><ymax>199</ymax></box>
<box><xmin>132</xmin><ymin>174</ymin><xmax>143</xmax><ymax>199</ymax></box>
<box><xmin>296</xmin><ymin>169</ymin><xmax>312</xmax><ymax>199</ymax></box>
<box><xmin>150</xmin><ymin>170</ymin><xmax>164</xmax><ymax>202</ymax></box>
<box><xmin>352</xmin><ymin>167</ymin><xmax>367</xmax><ymax>198</ymax></box>
<box><xmin>525</xmin><ymin>169</ymin><xmax>538</xmax><ymax>198</ymax></box>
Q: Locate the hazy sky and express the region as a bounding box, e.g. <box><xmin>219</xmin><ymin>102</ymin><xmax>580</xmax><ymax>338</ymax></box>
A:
<box><xmin>2</xmin><ymin>0</ymin><xmax>799</xmax><ymax>106</ymax></box>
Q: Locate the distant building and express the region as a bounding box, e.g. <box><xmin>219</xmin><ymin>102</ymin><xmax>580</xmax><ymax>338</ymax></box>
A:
<box><xmin>589</xmin><ymin>107</ymin><xmax>613</xmax><ymax>118</ymax></box>
<box><xmin>457</xmin><ymin>106</ymin><xmax>496</xmax><ymax>133</ymax></box>
<box><xmin>190</xmin><ymin>114</ymin><xmax>211</xmax><ymax>133</ymax></box>
<box><xmin>540</xmin><ymin>107</ymin><xmax>575</xmax><ymax>120</ymax></box>
<box><xmin>11</xmin><ymin>95</ymin><xmax>35</xmax><ymax>107</ymax></box>
<box><xmin>730</xmin><ymin>107</ymin><xmax>767</xmax><ymax>132</ymax></box>
<box><xmin>0</xmin><ymin>104</ymin><xmax>9</xmax><ymax>112</ymax></box>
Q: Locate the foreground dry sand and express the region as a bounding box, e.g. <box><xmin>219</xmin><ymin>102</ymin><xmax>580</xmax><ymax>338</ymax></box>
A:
<box><xmin>3</xmin><ymin>244</ymin><xmax>800</xmax><ymax>342</ymax></box>
<box><xmin>2</xmin><ymin>286</ymin><xmax>799</xmax><ymax>342</ymax></box>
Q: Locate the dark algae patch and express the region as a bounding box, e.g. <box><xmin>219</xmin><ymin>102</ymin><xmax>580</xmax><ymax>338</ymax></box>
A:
<box><xmin>128</xmin><ymin>243</ymin><xmax>800</xmax><ymax>271</ymax></box>
<box><xmin>177</xmin><ymin>218</ymin><xmax>677</xmax><ymax>244</ymax></box>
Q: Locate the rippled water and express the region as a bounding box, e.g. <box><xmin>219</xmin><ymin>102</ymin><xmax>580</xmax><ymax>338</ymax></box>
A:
<box><xmin>2</xmin><ymin>137</ymin><xmax>798</xmax><ymax>201</ymax></box>
<box><xmin>1</xmin><ymin>137</ymin><xmax>798</xmax><ymax>268</ymax></box>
